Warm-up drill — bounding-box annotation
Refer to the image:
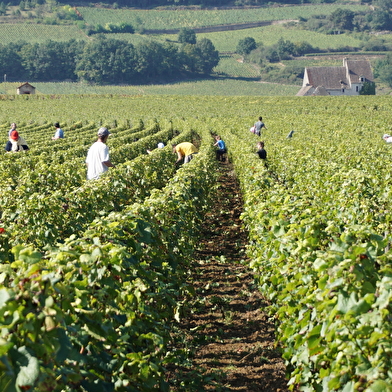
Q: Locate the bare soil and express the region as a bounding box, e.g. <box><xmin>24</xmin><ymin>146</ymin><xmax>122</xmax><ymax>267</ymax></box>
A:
<box><xmin>175</xmin><ymin>160</ymin><xmax>290</xmax><ymax>391</ymax></box>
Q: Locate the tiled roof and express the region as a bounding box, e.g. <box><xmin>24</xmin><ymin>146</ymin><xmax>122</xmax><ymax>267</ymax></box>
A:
<box><xmin>297</xmin><ymin>59</ymin><xmax>374</xmax><ymax>96</ymax></box>
<box><xmin>306</xmin><ymin>66</ymin><xmax>348</xmax><ymax>89</ymax></box>
<box><xmin>305</xmin><ymin>59</ymin><xmax>373</xmax><ymax>89</ymax></box>
<box><xmin>345</xmin><ymin>59</ymin><xmax>374</xmax><ymax>83</ymax></box>
<box><xmin>17</xmin><ymin>82</ymin><xmax>35</xmax><ymax>88</ymax></box>
<box><xmin>296</xmin><ymin>85</ymin><xmax>313</xmax><ymax>96</ymax></box>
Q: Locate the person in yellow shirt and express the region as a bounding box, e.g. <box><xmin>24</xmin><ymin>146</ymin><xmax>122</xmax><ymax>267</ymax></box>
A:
<box><xmin>172</xmin><ymin>142</ymin><xmax>198</xmax><ymax>165</ymax></box>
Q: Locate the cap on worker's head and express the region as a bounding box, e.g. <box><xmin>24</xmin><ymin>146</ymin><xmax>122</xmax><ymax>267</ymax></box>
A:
<box><xmin>97</xmin><ymin>127</ymin><xmax>110</xmax><ymax>137</ymax></box>
<box><xmin>54</xmin><ymin>122</ymin><xmax>60</xmax><ymax>128</ymax></box>
<box><xmin>10</xmin><ymin>130</ymin><xmax>18</xmax><ymax>140</ymax></box>
<box><xmin>383</xmin><ymin>134</ymin><xmax>390</xmax><ymax>139</ymax></box>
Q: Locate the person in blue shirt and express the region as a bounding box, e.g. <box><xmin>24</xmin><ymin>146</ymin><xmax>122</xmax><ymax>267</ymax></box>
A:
<box><xmin>52</xmin><ymin>122</ymin><xmax>64</xmax><ymax>140</ymax></box>
<box><xmin>214</xmin><ymin>135</ymin><xmax>227</xmax><ymax>162</ymax></box>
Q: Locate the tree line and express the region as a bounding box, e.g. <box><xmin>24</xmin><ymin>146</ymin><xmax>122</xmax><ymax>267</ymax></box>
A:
<box><xmin>297</xmin><ymin>6</ymin><xmax>392</xmax><ymax>34</ymax></box>
<box><xmin>0</xmin><ymin>35</ymin><xmax>219</xmax><ymax>84</ymax></box>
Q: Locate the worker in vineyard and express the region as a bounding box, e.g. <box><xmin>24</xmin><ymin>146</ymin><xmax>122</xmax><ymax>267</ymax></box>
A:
<box><xmin>8</xmin><ymin>122</ymin><xmax>16</xmax><ymax>137</ymax></box>
<box><xmin>147</xmin><ymin>142</ymin><xmax>165</xmax><ymax>154</ymax></box>
<box><xmin>52</xmin><ymin>122</ymin><xmax>64</xmax><ymax>140</ymax></box>
<box><xmin>254</xmin><ymin>116</ymin><xmax>267</xmax><ymax>137</ymax></box>
<box><xmin>383</xmin><ymin>134</ymin><xmax>392</xmax><ymax>143</ymax></box>
<box><xmin>5</xmin><ymin>130</ymin><xmax>29</xmax><ymax>152</ymax></box>
<box><xmin>5</xmin><ymin>122</ymin><xmax>17</xmax><ymax>150</ymax></box>
<box><xmin>213</xmin><ymin>135</ymin><xmax>227</xmax><ymax>162</ymax></box>
<box><xmin>172</xmin><ymin>142</ymin><xmax>198</xmax><ymax>165</ymax></box>
<box><xmin>256</xmin><ymin>141</ymin><xmax>267</xmax><ymax>160</ymax></box>
<box><xmin>85</xmin><ymin>127</ymin><xmax>115</xmax><ymax>180</ymax></box>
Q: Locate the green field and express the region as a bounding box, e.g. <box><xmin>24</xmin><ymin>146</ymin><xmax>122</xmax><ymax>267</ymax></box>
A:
<box><xmin>0</xmin><ymin>22</ymin><xmax>367</xmax><ymax>52</ymax></box>
<box><xmin>0</xmin><ymin>93</ymin><xmax>388</xmax><ymax>125</ymax></box>
<box><xmin>214</xmin><ymin>54</ymin><xmax>261</xmax><ymax>78</ymax></box>
<box><xmin>78</xmin><ymin>4</ymin><xmax>369</xmax><ymax>30</ymax></box>
<box><xmin>0</xmin><ymin>24</ymin><xmax>86</xmax><ymax>45</ymax></box>
<box><xmin>1</xmin><ymin>94</ymin><xmax>392</xmax><ymax>391</ymax></box>
<box><xmin>280</xmin><ymin>57</ymin><xmax>344</xmax><ymax>68</ymax></box>
<box><xmin>0</xmin><ymin>3</ymin><xmax>391</xmax><ymax>388</ymax></box>
<box><xmin>146</xmin><ymin>27</ymin><xmax>364</xmax><ymax>55</ymax></box>
<box><xmin>195</xmin><ymin>24</ymin><xmax>364</xmax><ymax>52</ymax></box>
<box><xmin>0</xmin><ymin>79</ymin><xmax>300</xmax><ymax>97</ymax></box>
<box><xmin>137</xmin><ymin>23</ymin><xmax>366</xmax><ymax>53</ymax></box>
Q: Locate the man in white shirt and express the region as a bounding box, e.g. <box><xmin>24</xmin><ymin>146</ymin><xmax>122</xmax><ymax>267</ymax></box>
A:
<box><xmin>86</xmin><ymin>127</ymin><xmax>115</xmax><ymax>180</ymax></box>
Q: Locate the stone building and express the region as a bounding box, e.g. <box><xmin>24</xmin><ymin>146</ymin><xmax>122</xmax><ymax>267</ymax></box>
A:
<box><xmin>296</xmin><ymin>58</ymin><xmax>374</xmax><ymax>96</ymax></box>
<box><xmin>17</xmin><ymin>82</ymin><xmax>36</xmax><ymax>95</ymax></box>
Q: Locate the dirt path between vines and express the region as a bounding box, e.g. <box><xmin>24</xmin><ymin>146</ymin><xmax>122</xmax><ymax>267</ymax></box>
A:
<box><xmin>176</xmin><ymin>160</ymin><xmax>290</xmax><ymax>391</ymax></box>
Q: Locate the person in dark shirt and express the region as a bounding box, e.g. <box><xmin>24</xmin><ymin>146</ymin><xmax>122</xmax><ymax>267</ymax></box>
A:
<box><xmin>256</xmin><ymin>141</ymin><xmax>267</xmax><ymax>160</ymax></box>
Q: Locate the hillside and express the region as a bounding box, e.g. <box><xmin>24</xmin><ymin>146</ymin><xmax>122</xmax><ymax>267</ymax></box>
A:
<box><xmin>0</xmin><ymin>2</ymin><xmax>390</xmax><ymax>94</ymax></box>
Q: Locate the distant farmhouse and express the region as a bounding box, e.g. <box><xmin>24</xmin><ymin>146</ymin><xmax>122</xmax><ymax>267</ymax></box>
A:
<box><xmin>296</xmin><ymin>58</ymin><xmax>374</xmax><ymax>96</ymax></box>
<box><xmin>17</xmin><ymin>82</ymin><xmax>36</xmax><ymax>95</ymax></box>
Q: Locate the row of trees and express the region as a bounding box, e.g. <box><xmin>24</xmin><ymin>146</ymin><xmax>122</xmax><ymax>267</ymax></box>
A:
<box><xmin>374</xmin><ymin>53</ymin><xmax>392</xmax><ymax>87</ymax></box>
<box><xmin>299</xmin><ymin>8</ymin><xmax>392</xmax><ymax>33</ymax></box>
<box><xmin>85</xmin><ymin>22</ymin><xmax>134</xmax><ymax>35</ymax></box>
<box><xmin>0</xmin><ymin>36</ymin><xmax>219</xmax><ymax>83</ymax></box>
<box><xmin>236</xmin><ymin>36</ymin><xmax>320</xmax><ymax>61</ymax></box>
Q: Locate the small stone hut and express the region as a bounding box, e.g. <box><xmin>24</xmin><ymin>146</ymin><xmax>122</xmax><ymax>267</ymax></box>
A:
<box><xmin>17</xmin><ymin>82</ymin><xmax>36</xmax><ymax>95</ymax></box>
